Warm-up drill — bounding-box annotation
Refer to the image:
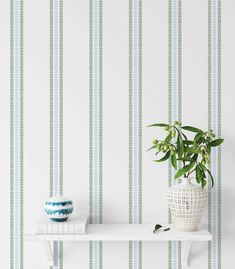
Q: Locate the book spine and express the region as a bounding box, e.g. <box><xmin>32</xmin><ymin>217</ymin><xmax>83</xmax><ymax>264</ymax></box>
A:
<box><xmin>34</xmin><ymin>219</ymin><xmax>88</xmax><ymax>234</ymax></box>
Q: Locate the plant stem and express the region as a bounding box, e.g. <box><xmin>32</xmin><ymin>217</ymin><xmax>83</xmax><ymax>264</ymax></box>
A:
<box><xmin>187</xmin><ymin>168</ymin><xmax>196</xmax><ymax>177</ymax></box>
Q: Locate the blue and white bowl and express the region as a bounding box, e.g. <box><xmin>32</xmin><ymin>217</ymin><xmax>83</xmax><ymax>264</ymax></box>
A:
<box><xmin>44</xmin><ymin>196</ymin><xmax>73</xmax><ymax>222</ymax></box>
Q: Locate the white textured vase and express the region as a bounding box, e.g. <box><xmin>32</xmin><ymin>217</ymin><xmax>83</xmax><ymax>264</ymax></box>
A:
<box><xmin>167</xmin><ymin>177</ymin><xmax>207</xmax><ymax>232</ymax></box>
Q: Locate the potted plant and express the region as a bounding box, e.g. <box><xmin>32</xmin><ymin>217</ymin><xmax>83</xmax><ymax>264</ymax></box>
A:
<box><xmin>148</xmin><ymin>121</ymin><xmax>223</xmax><ymax>232</ymax></box>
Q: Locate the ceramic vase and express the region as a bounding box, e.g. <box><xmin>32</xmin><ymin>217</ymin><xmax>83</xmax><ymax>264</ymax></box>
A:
<box><xmin>167</xmin><ymin>177</ymin><xmax>207</xmax><ymax>232</ymax></box>
<box><xmin>44</xmin><ymin>195</ymin><xmax>73</xmax><ymax>222</ymax></box>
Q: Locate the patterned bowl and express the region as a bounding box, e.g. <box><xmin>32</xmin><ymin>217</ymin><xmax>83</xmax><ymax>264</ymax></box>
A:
<box><xmin>44</xmin><ymin>196</ymin><xmax>73</xmax><ymax>222</ymax></box>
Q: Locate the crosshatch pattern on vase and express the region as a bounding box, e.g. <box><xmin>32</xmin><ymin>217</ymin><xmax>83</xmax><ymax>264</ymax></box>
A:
<box><xmin>167</xmin><ymin>187</ymin><xmax>207</xmax><ymax>231</ymax></box>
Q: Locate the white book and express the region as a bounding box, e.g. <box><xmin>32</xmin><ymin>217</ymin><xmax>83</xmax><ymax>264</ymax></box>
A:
<box><xmin>34</xmin><ymin>215</ymin><xmax>88</xmax><ymax>235</ymax></box>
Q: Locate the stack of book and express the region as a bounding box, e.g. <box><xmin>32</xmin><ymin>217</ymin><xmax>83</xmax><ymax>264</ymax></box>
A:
<box><xmin>34</xmin><ymin>215</ymin><xmax>88</xmax><ymax>235</ymax></box>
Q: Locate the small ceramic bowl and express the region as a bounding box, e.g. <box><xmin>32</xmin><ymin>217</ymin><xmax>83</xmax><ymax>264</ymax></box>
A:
<box><xmin>44</xmin><ymin>195</ymin><xmax>73</xmax><ymax>222</ymax></box>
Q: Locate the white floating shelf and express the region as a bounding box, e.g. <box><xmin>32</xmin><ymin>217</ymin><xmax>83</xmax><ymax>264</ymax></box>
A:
<box><xmin>25</xmin><ymin>223</ymin><xmax>211</xmax><ymax>241</ymax></box>
<box><xmin>25</xmin><ymin>224</ymin><xmax>211</xmax><ymax>268</ymax></box>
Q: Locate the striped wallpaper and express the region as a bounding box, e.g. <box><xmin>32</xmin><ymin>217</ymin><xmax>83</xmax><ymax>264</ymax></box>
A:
<box><xmin>49</xmin><ymin>0</ymin><xmax>64</xmax><ymax>268</ymax></box>
<box><xmin>168</xmin><ymin>1</ymin><xmax>182</xmax><ymax>268</ymax></box>
<box><xmin>208</xmin><ymin>1</ymin><xmax>221</xmax><ymax>269</ymax></box>
<box><xmin>3</xmin><ymin>0</ymin><xmax>226</xmax><ymax>269</ymax></box>
<box><xmin>10</xmin><ymin>0</ymin><xmax>24</xmax><ymax>269</ymax></box>
<box><xmin>89</xmin><ymin>0</ymin><xmax>103</xmax><ymax>269</ymax></box>
<box><xmin>129</xmin><ymin>1</ymin><xmax>142</xmax><ymax>269</ymax></box>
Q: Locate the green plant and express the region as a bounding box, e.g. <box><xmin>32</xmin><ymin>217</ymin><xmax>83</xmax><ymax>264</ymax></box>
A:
<box><xmin>148</xmin><ymin>121</ymin><xmax>224</xmax><ymax>188</ymax></box>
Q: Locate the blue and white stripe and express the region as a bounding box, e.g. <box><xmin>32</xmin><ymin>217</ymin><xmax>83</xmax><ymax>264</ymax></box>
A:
<box><xmin>10</xmin><ymin>0</ymin><xmax>24</xmax><ymax>268</ymax></box>
<box><xmin>208</xmin><ymin>1</ymin><xmax>221</xmax><ymax>268</ymax></box>
<box><xmin>129</xmin><ymin>0</ymin><xmax>142</xmax><ymax>268</ymax></box>
<box><xmin>50</xmin><ymin>0</ymin><xmax>63</xmax><ymax>268</ymax></box>
<box><xmin>44</xmin><ymin>199</ymin><xmax>73</xmax><ymax>222</ymax></box>
<box><xmin>89</xmin><ymin>0</ymin><xmax>103</xmax><ymax>268</ymax></box>
<box><xmin>50</xmin><ymin>0</ymin><xmax>63</xmax><ymax>197</ymax></box>
<box><xmin>168</xmin><ymin>0</ymin><xmax>182</xmax><ymax>268</ymax></box>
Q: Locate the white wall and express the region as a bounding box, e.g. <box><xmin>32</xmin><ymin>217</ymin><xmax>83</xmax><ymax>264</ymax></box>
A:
<box><xmin>0</xmin><ymin>1</ymin><xmax>234</xmax><ymax>269</ymax></box>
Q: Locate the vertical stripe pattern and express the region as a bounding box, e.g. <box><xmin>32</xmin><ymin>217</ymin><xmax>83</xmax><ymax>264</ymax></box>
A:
<box><xmin>10</xmin><ymin>0</ymin><xmax>24</xmax><ymax>269</ymax></box>
<box><xmin>50</xmin><ymin>0</ymin><xmax>64</xmax><ymax>268</ymax></box>
<box><xmin>208</xmin><ymin>1</ymin><xmax>222</xmax><ymax>268</ymax></box>
<box><xmin>89</xmin><ymin>0</ymin><xmax>103</xmax><ymax>269</ymax></box>
<box><xmin>168</xmin><ymin>1</ymin><xmax>182</xmax><ymax>269</ymax></box>
<box><xmin>129</xmin><ymin>1</ymin><xmax>142</xmax><ymax>269</ymax></box>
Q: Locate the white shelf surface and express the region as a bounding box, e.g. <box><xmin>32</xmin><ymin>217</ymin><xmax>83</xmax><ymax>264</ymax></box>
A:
<box><xmin>25</xmin><ymin>224</ymin><xmax>211</xmax><ymax>268</ymax></box>
<box><xmin>25</xmin><ymin>223</ymin><xmax>211</xmax><ymax>241</ymax></box>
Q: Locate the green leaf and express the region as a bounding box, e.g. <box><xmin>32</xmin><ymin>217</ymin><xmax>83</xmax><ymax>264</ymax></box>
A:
<box><xmin>194</xmin><ymin>132</ymin><xmax>203</xmax><ymax>140</ymax></box>
<box><xmin>183</xmin><ymin>140</ymin><xmax>194</xmax><ymax>145</ymax></box>
<box><xmin>209</xmin><ymin>138</ymin><xmax>224</xmax><ymax>147</ymax></box>
<box><xmin>171</xmin><ymin>154</ymin><xmax>177</xmax><ymax>170</ymax></box>
<box><xmin>180</xmin><ymin>132</ymin><xmax>189</xmax><ymax>143</ymax></box>
<box><xmin>201</xmin><ymin>178</ymin><xmax>207</xmax><ymax>188</ymax></box>
<box><xmin>174</xmin><ymin>162</ymin><xmax>195</xmax><ymax>179</ymax></box>
<box><xmin>155</xmin><ymin>150</ymin><xmax>161</xmax><ymax>156</ymax></box>
<box><xmin>196</xmin><ymin>165</ymin><xmax>202</xmax><ymax>184</ymax></box>
<box><xmin>147</xmin><ymin>123</ymin><xmax>169</xmax><ymax>127</ymax></box>
<box><xmin>198</xmin><ymin>163</ymin><xmax>207</xmax><ymax>172</ymax></box>
<box><xmin>207</xmin><ymin>145</ymin><xmax>211</xmax><ymax>155</ymax></box>
<box><xmin>181</xmin><ymin>126</ymin><xmax>203</xmax><ymax>133</ymax></box>
<box><xmin>194</xmin><ymin>132</ymin><xmax>204</xmax><ymax>144</ymax></box>
<box><xmin>164</xmin><ymin>227</ymin><xmax>170</xmax><ymax>231</ymax></box>
<box><xmin>185</xmin><ymin>152</ymin><xmax>193</xmax><ymax>158</ymax></box>
<box><xmin>198</xmin><ymin>163</ymin><xmax>214</xmax><ymax>187</ymax></box>
<box><xmin>165</xmin><ymin>133</ymin><xmax>172</xmax><ymax>143</ymax></box>
<box><xmin>185</xmin><ymin>147</ymin><xmax>199</xmax><ymax>154</ymax></box>
<box><xmin>200</xmin><ymin>164</ymin><xmax>214</xmax><ymax>188</ymax></box>
<box><xmin>204</xmin><ymin>166</ymin><xmax>214</xmax><ymax>188</ymax></box>
<box><xmin>177</xmin><ymin>155</ymin><xmax>197</xmax><ymax>163</ymax></box>
<box><xmin>177</xmin><ymin>135</ymin><xmax>184</xmax><ymax>158</ymax></box>
<box><xmin>154</xmin><ymin>151</ymin><xmax>171</xmax><ymax>162</ymax></box>
<box><xmin>154</xmin><ymin>224</ymin><xmax>162</xmax><ymax>230</ymax></box>
<box><xmin>153</xmin><ymin>224</ymin><xmax>163</xmax><ymax>233</ymax></box>
<box><xmin>177</xmin><ymin>157</ymin><xmax>194</xmax><ymax>162</ymax></box>
<box><xmin>147</xmin><ymin>145</ymin><xmax>156</xmax><ymax>151</ymax></box>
